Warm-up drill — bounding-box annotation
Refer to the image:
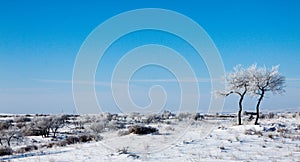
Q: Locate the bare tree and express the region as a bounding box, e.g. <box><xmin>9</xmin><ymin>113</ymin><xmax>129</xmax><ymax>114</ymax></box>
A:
<box><xmin>0</xmin><ymin>122</ymin><xmax>22</xmax><ymax>147</ymax></box>
<box><xmin>249</xmin><ymin>65</ymin><xmax>285</xmax><ymax>125</ymax></box>
<box><xmin>0</xmin><ymin>121</ymin><xmax>12</xmax><ymax>146</ymax></box>
<box><xmin>49</xmin><ymin>115</ymin><xmax>66</xmax><ymax>138</ymax></box>
<box><xmin>32</xmin><ymin>117</ymin><xmax>51</xmax><ymax>137</ymax></box>
<box><xmin>219</xmin><ymin>65</ymin><xmax>251</xmax><ymax>125</ymax></box>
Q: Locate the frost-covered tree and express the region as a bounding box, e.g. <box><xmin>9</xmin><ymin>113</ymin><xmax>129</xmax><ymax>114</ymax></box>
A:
<box><xmin>0</xmin><ymin>121</ymin><xmax>22</xmax><ymax>147</ymax></box>
<box><xmin>219</xmin><ymin>64</ymin><xmax>285</xmax><ymax>125</ymax></box>
<box><xmin>49</xmin><ymin>115</ymin><xmax>67</xmax><ymax>138</ymax></box>
<box><xmin>31</xmin><ymin>117</ymin><xmax>51</xmax><ymax>137</ymax></box>
<box><xmin>249</xmin><ymin>65</ymin><xmax>285</xmax><ymax>125</ymax></box>
<box><xmin>219</xmin><ymin>65</ymin><xmax>251</xmax><ymax>125</ymax></box>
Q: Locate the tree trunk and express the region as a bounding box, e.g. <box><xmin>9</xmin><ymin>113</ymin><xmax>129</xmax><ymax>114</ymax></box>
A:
<box><xmin>255</xmin><ymin>90</ymin><xmax>265</xmax><ymax>125</ymax></box>
<box><xmin>237</xmin><ymin>88</ymin><xmax>247</xmax><ymax>125</ymax></box>
<box><xmin>53</xmin><ymin>128</ymin><xmax>58</xmax><ymax>138</ymax></box>
<box><xmin>7</xmin><ymin>136</ymin><xmax>13</xmax><ymax>147</ymax></box>
<box><xmin>238</xmin><ymin>95</ymin><xmax>244</xmax><ymax>125</ymax></box>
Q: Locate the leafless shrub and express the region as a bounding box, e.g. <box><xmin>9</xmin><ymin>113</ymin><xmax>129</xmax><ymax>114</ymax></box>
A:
<box><xmin>193</xmin><ymin>113</ymin><xmax>204</xmax><ymax>121</ymax></box>
<box><xmin>280</xmin><ymin>114</ymin><xmax>286</xmax><ymax>118</ymax></box>
<box><xmin>0</xmin><ymin>121</ymin><xmax>12</xmax><ymax>130</ymax></box>
<box><xmin>15</xmin><ymin>145</ymin><xmax>38</xmax><ymax>154</ymax></box>
<box><xmin>244</xmin><ymin>128</ymin><xmax>263</xmax><ymax>136</ymax></box>
<box><xmin>128</xmin><ymin>112</ymin><xmax>142</xmax><ymax>122</ymax></box>
<box><xmin>267</xmin><ymin>112</ymin><xmax>276</xmax><ymax>119</ymax></box>
<box><xmin>164</xmin><ymin>126</ymin><xmax>175</xmax><ymax>131</ymax></box>
<box><xmin>15</xmin><ymin>117</ymin><xmax>31</xmax><ymax>123</ymax></box>
<box><xmin>62</xmin><ymin>134</ymin><xmax>102</xmax><ymax>146</ymax></box>
<box><xmin>106</xmin><ymin>120</ymin><xmax>124</xmax><ymax>130</ymax></box>
<box><xmin>161</xmin><ymin>110</ymin><xmax>175</xmax><ymax>119</ymax></box>
<box><xmin>0</xmin><ymin>146</ymin><xmax>13</xmax><ymax>156</ymax></box>
<box><xmin>78</xmin><ymin>134</ymin><xmax>101</xmax><ymax>142</ymax></box>
<box><xmin>128</xmin><ymin>125</ymin><xmax>158</xmax><ymax>135</ymax></box>
<box><xmin>102</xmin><ymin>112</ymin><xmax>112</xmax><ymax>121</ymax></box>
<box><xmin>16</xmin><ymin>122</ymin><xmax>26</xmax><ymax>129</ymax></box>
<box><xmin>267</xmin><ymin>133</ymin><xmax>274</xmax><ymax>139</ymax></box>
<box><xmin>164</xmin><ymin>120</ymin><xmax>172</xmax><ymax>125</ymax></box>
<box><xmin>21</xmin><ymin>124</ymin><xmax>41</xmax><ymax>136</ymax></box>
<box><xmin>65</xmin><ymin>136</ymin><xmax>80</xmax><ymax>145</ymax></box>
<box><xmin>142</xmin><ymin>114</ymin><xmax>161</xmax><ymax>124</ymax></box>
<box><xmin>55</xmin><ymin>141</ymin><xmax>67</xmax><ymax>147</ymax></box>
<box><xmin>115</xmin><ymin>146</ymin><xmax>140</xmax><ymax>159</ymax></box>
<box><xmin>291</xmin><ymin>135</ymin><xmax>300</xmax><ymax>141</ymax></box>
<box><xmin>177</xmin><ymin>112</ymin><xmax>193</xmax><ymax>121</ymax></box>
<box><xmin>277</xmin><ymin>128</ymin><xmax>288</xmax><ymax>135</ymax></box>
<box><xmin>118</xmin><ymin>130</ymin><xmax>130</xmax><ymax>136</ymax></box>
<box><xmin>89</xmin><ymin>121</ymin><xmax>107</xmax><ymax>134</ymax></box>
<box><xmin>260</xmin><ymin>114</ymin><xmax>265</xmax><ymax>119</ymax></box>
<box><xmin>117</xmin><ymin>146</ymin><xmax>129</xmax><ymax>154</ymax></box>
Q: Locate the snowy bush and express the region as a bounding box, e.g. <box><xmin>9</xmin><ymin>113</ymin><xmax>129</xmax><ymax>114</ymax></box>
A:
<box><xmin>128</xmin><ymin>112</ymin><xmax>142</xmax><ymax>122</ymax></box>
<box><xmin>21</xmin><ymin>124</ymin><xmax>41</xmax><ymax>136</ymax></box>
<box><xmin>16</xmin><ymin>122</ymin><xmax>26</xmax><ymax>129</ymax></box>
<box><xmin>161</xmin><ymin>110</ymin><xmax>175</xmax><ymax>119</ymax></box>
<box><xmin>65</xmin><ymin>136</ymin><xmax>80</xmax><ymax>145</ymax></box>
<box><xmin>101</xmin><ymin>112</ymin><xmax>113</xmax><ymax>121</ymax></box>
<box><xmin>114</xmin><ymin>146</ymin><xmax>140</xmax><ymax>159</ymax></box>
<box><xmin>244</xmin><ymin>128</ymin><xmax>263</xmax><ymax>136</ymax></box>
<box><xmin>15</xmin><ymin>145</ymin><xmax>38</xmax><ymax>153</ymax></box>
<box><xmin>142</xmin><ymin>114</ymin><xmax>161</xmax><ymax>124</ymax></box>
<box><xmin>267</xmin><ymin>112</ymin><xmax>276</xmax><ymax>119</ymax></box>
<box><xmin>106</xmin><ymin>120</ymin><xmax>122</xmax><ymax>130</ymax></box>
<box><xmin>89</xmin><ymin>121</ymin><xmax>107</xmax><ymax>134</ymax></box>
<box><xmin>128</xmin><ymin>125</ymin><xmax>158</xmax><ymax>135</ymax></box>
<box><xmin>31</xmin><ymin>117</ymin><xmax>51</xmax><ymax>137</ymax></box>
<box><xmin>61</xmin><ymin>134</ymin><xmax>102</xmax><ymax>145</ymax></box>
<box><xmin>177</xmin><ymin>112</ymin><xmax>193</xmax><ymax>121</ymax></box>
<box><xmin>0</xmin><ymin>121</ymin><xmax>12</xmax><ymax>130</ymax></box>
<box><xmin>78</xmin><ymin>134</ymin><xmax>100</xmax><ymax>142</ymax></box>
<box><xmin>15</xmin><ymin>117</ymin><xmax>31</xmax><ymax>123</ymax></box>
<box><xmin>193</xmin><ymin>113</ymin><xmax>204</xmax><ymax>121</ymax></box>
<box><xmin>118</xmin><ymin>130</ymin><xmax>131</xmax><ymax>136</ymax></box>
<box><xmin>117</xmin><ymin>146</ymin><xmax>129</xmax><ymax>154</ymax></box>
<box><xmin>0</xmin><ymin>146</ymin><xmax>13</xmax><ymax>156</ymax></box>
<box><xmin>164</xmin><ymin>126</ymin><xmax>175</xmax><ymax>132</ymax></box>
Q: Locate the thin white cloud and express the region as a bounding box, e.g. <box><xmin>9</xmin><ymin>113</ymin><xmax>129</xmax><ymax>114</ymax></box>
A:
<box><xmin>0</xmin><ymin>87</ymin><xmax>56</xmax><ymax>93</ymax></box>
<box><xmin>286</xmin><ymin>78</ymin><xmax>300</xmax><ymax>81</ymax></box>
<box><xmin>33</xmin><ymin>78</ymin><xmax>225</xmax><ymax>86</ymax></box>
<box><xmin>129</xmin><ymin>77</ymin><xmax>300</xmax><ymax>83</ymax></box>
<box><xmin>33</xmin><ymin>79</ymin><xmax>112</xmax><ymax>86</ymax></box>
<box><xmin>130</xmin><ymin>78</ymin><xmax>223</xmax><ymax>83</ymax></box>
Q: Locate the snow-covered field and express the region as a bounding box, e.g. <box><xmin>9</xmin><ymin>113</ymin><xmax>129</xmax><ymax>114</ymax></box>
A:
<box><xmin>1</xmin><ymin>112</ymin><xmax>299</xmax><ymax>161</ymax></box>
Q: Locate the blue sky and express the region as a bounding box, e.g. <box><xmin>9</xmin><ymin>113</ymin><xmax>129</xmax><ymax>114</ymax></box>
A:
<box><xmin>0</xmin><ymin>0</ymin><xmax>300</xmax><ymax>114</ymax></box>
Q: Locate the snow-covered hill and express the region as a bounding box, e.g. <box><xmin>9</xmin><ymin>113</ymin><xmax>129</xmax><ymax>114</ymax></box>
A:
<box><xmin>1</xmin><ymin>112</ymin><xmax>299</xmax><ymax>161</ymax></box>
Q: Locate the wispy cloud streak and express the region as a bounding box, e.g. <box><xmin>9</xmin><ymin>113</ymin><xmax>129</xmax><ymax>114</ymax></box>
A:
<box><xmin>34</xmin><ymin>78</ymin><xmax>224</xmax><ymax>86</ymax></box>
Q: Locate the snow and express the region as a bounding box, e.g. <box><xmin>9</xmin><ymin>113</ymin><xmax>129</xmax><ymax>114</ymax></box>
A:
<box><xmin>1</xmin><ymin>112</ymin><xmax>300</xmax><ymax>161</ymax></box>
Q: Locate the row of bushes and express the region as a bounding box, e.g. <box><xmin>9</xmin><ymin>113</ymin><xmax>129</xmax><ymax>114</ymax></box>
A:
<box><xmin>0</xmin><ymin>133</ymin><xmax>103</xmax><ymax>157</ymax></box>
